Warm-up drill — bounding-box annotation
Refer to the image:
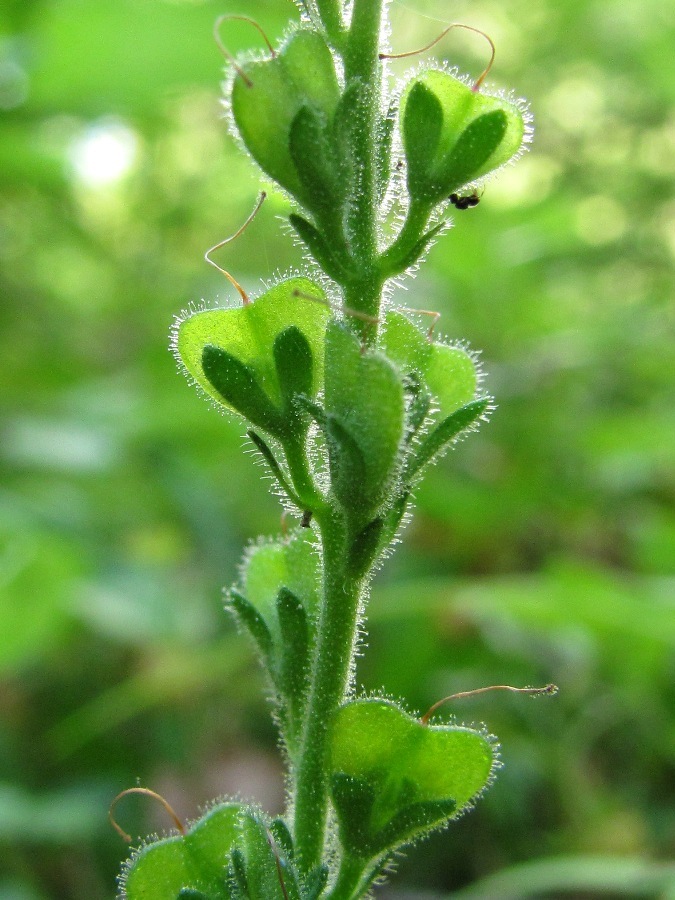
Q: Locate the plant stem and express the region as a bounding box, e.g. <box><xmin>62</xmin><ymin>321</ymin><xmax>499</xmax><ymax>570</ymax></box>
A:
<box><xmin>292</xmin><ymin>510</ymin><xmax>363</xmax><ymax>874</ymax></box>
<box><xmin>327</xmin><ymin>854</ymin><xmax>367</xmax><ymax>900</ymax></box>
<box><xmin>284</xmin><ymin>437</ymin><xmax>324</xmax><ymax>513</ymax></box>
<box><xmin>293</xmin><ymin>0</ymin><xmax>388</xmax><ymax>877</ymax></box>
<box><xmin>379</xmin><ymin>197</ymin><xmax>433</xmax><ymax>277</ymax></box>
<box><xmin>344</xmin><ymin>0</ymin><xmax>383</xmax><ymax>85</ymax></box>
<box><xmin>314</xmin><ymin>0</ymin><xmax>345</xmax><ymax>48</ymax></box>
<box><xmin>343</xmin><ymin>273</ymin><xmax>385</xmax><ymax>343</ymax></box>
<box><xmin>340</xmin><ymin>0</ymin><xmax>384</xmax><ymax>318</ymax></box>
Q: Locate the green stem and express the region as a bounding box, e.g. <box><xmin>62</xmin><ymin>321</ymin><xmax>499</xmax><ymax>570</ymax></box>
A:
<box><xmin>289</xmin><ymin>0</ymin><xmax>392</xmax><ymax>879</ymax></box>
<box><xmin>343</xmin><ymin>273</ymin><xmax>385</xmax><ymax>344</ymax></box>
<box><xmin>292</xmin><ymin>511</ymin><xmax>363</xmax><ymax>874</ymax></box>
<box><xmin>283</xmin><ymin>437</ymin><xmax>325</xmax><ymax>513</ymax></box>
<box><xmin>344</xmin><ymin>0</ymin><xmax>383</xmax><ymax>83</ymax></box>
<box><xmin>339</xmin><ymin>0</ymin><xmax>384</xmax><ymax>312</ymax></box>
<box><xmin>327</xmin><ymin>854</ymin><xmax>368</xmax><ymax>900</ymax></box>
<box><xmin>379</xmin><ymin>197</ymin><xmax>433</xmax><ymax>277</ymax></box>
<box><xmin>314</xmin><ymin>0</ymin><xmax>345</xmax><ymax>48</ymax></box>
<box><xmin>247</xmin><ymin>430</ymin><xmax>305</xmax><ymax>510</ymax></box>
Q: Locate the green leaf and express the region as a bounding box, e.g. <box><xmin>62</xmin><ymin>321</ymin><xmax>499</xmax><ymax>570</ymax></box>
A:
<box><xmin>325</xmin><ymin>414</ymin><xmax>367</xmax><ymax>511</ymax></box>
<box><xmin>302</xmin><ymin>865</ymin><xmax>329</xmax><ymax>900</ymax></box>
<box><xmin>246</xmin><ymin>430</ymin><xmax>303</xmax><ymax>509</ymax></box>
<box><xmin>236</xmin><ymin>811</ymin><xmax>301</xmax><ymax>900</ymax></box>
<box><xmin>324</xmin><ymin>323</ymin><xmax>405</xmax><ymax>517</ymax></box>
<box><xmin>288</xmin><ymin>214</ymin><xmax>348</xmax><ymax>281</ymax></box>
<box><xmin>175</xmin><ymin>277</ymin><xmax>329</xmax><ymax>421</ymax></box>
<box><xmin>231</xmin><ymin>30</ymin><xmax>340</xmax><ymax>201</ymax></box>
<box><xmin>329</xmin><ymin>699</ymin><xmax>495</xmax><ymax>858</ymax></box>
<box><xmin>228</xmin><ymin>534</ymin><xmax>319</xmax><ymax>728</ymax></box>
<box><xmin>122</xmin><ymin>802</ymin><xmax>244</xmax><ymax>899</ymax></box>
<box><xmin>225</xmin><ymin>589</ymin><xmax>274</xmax><ymax>667</ymax></box>
<box><xmin>349</xmin><ymin>517</ymin><xmax>385</xmax><ymax>577</ymax></box>
<box><xmin>381</xmin><ymin>311</ymin><xmax>478</xmax><ymax>420</ymax></box>
<box><xmin>229</xmin><ymin>848</ymin><xmax>248</xmax><ymax>897</ymax></box>
<box><xmin>373</xmin><ymin>797</ymin><xmax>458</xmax><ymax>854</ymax></box>
<box><xmin>441</xmin><ymin>110</ymin><xmax>508</xmax><ymax>194</ymax></box>
<box><xmin>202</xmin><ymin>346</ymin><xmax>285</xmax><ymax>436</ymax></box>
<box><xmin>380</xmin><ymin>490</ymin><xmax>410</xmax><ymax>547</ymax></box>
<box><xmin>273</xmin><ymin>326</ymin><xmax>314</xmax><ymax>421</ymax></box>
<box><xmin>268</xmin><ymin>818</ymin><xmax>294</xmax><ymax>860</ymax></box>
<box><xmin>292</xmin><ymin>395</ymin><xmax>379</xmax><ymax>518</ymax></box>
<box><xmin>289</xmin><ymin>105</ymin><xmax>338</xmax><ymax>218</ymax></box>
<box><xmin>403</xmin><ymin>372</ymin><xmax>433</xmax><ymax>439</ymax></box>
<box><xmin>330</xmin><ymin>773</ymin><xmax>456</xmax><ymax>858</ymax></box>
<box><xmin>277</xmin><ymin>587</ymin><xmax>310</xmax><ymax>736</ymax></box>
<box><xmin>402</xmin><ymin>81</ymin><xmax>443</xmax><ymax>197</ymax></box>
<box><xmin>386</xmin><ymin>219</ymin><xmax>446</xmax><ymax>276</ymax></box>
<box><xmin>407</xmin><ymin>398</ymin><xmax>489</xmax><ymax>479</ymax></box>
<box><xmin>123</xmin><ymin>806</ymin><xmax>302</xmax><ymax>900</ymax></box>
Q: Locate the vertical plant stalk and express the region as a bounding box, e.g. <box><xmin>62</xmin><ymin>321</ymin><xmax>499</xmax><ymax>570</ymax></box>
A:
<box><xmin>380</xmin><ymin>197</ymin><xmax>433</xmax><ymax>277</ymax></box>
<box><xmin>328</xmin><ymin>853</ymin><xmax>371</xmax><ymax>900</ymax></box>
<box><xmin>293</xmin><ymin>512</ymin><xmax>362</xmax><ymax>873</ymax></box>
<box><xmin>314</xmin><ymin>0</ymin><xmax>345</xmax><ymax>48</ymax></box>
<box><xmin>341</xmin><ymin>0</ymin><xmax>385</xmax><ymax>336</ymax></box>
<box><xmin>292</xmin><ymin>0</ymin><xmax>386</xmax><ymax>873</ymax></box>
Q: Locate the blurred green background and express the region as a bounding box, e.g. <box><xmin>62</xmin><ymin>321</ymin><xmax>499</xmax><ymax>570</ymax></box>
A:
<box><xmin>1</xmin><ymin>0</ymin><xmax>674</xmax><ymax>897</ymax></box>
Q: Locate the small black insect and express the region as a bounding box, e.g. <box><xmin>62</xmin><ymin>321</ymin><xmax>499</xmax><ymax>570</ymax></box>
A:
<box><xmin>449</xmin><ymin>191</ymin><xmax>481</xmax><ymax>210</ymax></box>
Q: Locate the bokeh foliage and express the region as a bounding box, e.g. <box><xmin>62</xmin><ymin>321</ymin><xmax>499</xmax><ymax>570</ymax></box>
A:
<box><xmin>0</xmin><ymin>0</ymin><xmax>673</xmax><ymax>897</ymax></box>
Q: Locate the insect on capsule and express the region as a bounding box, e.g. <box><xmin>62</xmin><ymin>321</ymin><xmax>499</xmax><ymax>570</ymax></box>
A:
<box><xmin>449</xmin><ymin>191</ymin><xmax>481</xmax><ymax>210</ymax></box>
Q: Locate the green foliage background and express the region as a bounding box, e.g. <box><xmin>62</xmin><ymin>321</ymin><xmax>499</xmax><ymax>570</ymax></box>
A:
<box><xmin>1</xmin><ymin>0</ymin><xmax>673</xmax><ymax>896</ymax></box>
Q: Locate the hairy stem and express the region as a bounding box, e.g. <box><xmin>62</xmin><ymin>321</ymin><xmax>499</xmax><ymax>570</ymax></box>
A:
<box><xmin>343</xmin><ymin>273</ymin><xmax>385</xmax><ymax>343</ymax></box>
<box><xmin>339</xmin><ymin>0</ymin><xmax>384</xmax><ymax>319</ymax></box>
<box><xmin>291</xmin><ymin>2</ymin><xmax>390</xmax><ymax>874</ymax></box>
<box><xmin>344</xmin><ymin>0</ymin><xmax>384</xmax><ymax>90</ymax></box>
<box><xmin>314</xmin><ymin>0</ymin><xmax>345</xmax><ymax>47</ymax></box>
<box><xmin>283</xmin><ymin>437</ymin><xmax>324</xmax><ymax>512</ymax></box>
<box><xmin>292</xmin><ymin>511</ymin><xmax>363</xmax><ymax>874</ymax></box>
<box><xmin>328</xmin><ymin>854</ymin><xmax>368</xmax><ymax>900</ymax></box>
<box><xmin>379</xmin><ymin>197</ymin><xmax>433</xmax><ymax>277</ymax></box>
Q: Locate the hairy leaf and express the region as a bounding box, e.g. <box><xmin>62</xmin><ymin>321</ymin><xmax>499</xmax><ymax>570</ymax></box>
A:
<box><xmin>407</xmin><ymin>397</ymin><xmax>489</xmax><ymax>478</ymax></box>
<box><xmin>202</xmin><ymin>346</ymin><xmax>285</xmax><ymax>436</ymax></box>
<box><xmin>289</xmin><ymin>105</ymin><xmax>338</xmax><ymax>218</ymax></box>
<box><xmin>277</xmin><ymin>586</ymin><xmax>310</xmax><ymax>737</ymax></box>
<box><xmin>382</xmin><ymin>311</ymin><xmax>478</xmax><ymax>420</ymax></box>
<box><xmin>236</xmin><ymin>811</ymin><xmax>301</xmax><ymax>900</ymax></box>
<box><xmin>225</xmin><ymin>589</ymin><xmax>274</xmax><ymax>666</ymax></box>
<box><xmin>288</xmin><ymin>214</ymin><xmax>348</xmax><ymax>281</ymax></box>
<box><xmin>329</xmin><ymin>699</ymin><xmax>494</xmax><ymax>858</ymax></box>
<box><xmin>240</xmin><ymin>531</ymin><xmax>321</xmax><ymax>645</ymax></box>
<box><xmin>402</xmin><ymin>81</ymin><xmax>443</xmax><ymax>197</ymax></box>
<box><xmin>324</xmin><ymin>322</ymin><xmax>405</xmax><ymax>518</ymax></box>
<box><xmin>273</xmin><ymin>326</ymin><xmax>314</xmax><ymax>429</ymax></box>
